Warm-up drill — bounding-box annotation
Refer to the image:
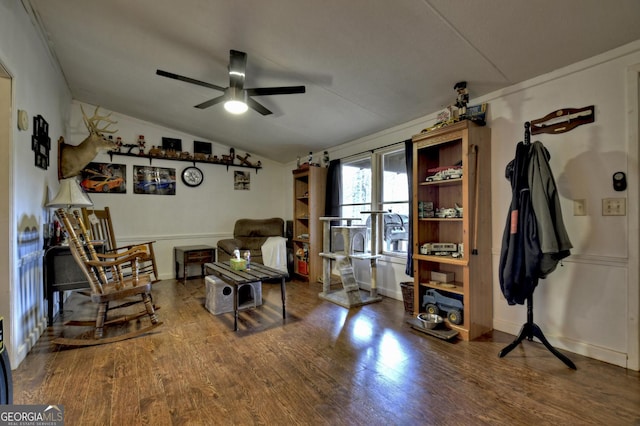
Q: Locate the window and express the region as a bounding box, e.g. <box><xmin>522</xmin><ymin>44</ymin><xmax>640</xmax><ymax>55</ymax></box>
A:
<box><xmin>340</xmin><ymin>146</ymin><xmax>408</xmax><ymax>256</ymax></box>
<box><xmin>380</xmin><ymin>150</ymin><xmax>409</xmax><ymax>253</ymax></box>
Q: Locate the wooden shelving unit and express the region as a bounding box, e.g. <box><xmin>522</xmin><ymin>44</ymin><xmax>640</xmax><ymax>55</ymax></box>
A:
<box><xmin>411</xmin><ymin>120</ymin><xmax>492</xmax><ymax>341</ymax></box>
<box><xmin>292</xmin><ymin>165</ymin><xmax>327</xmax><ymax>282</ymax></box>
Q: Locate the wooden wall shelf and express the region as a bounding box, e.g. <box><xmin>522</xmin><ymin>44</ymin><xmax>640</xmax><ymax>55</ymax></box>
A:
<box><xmin>107</xmin><ymin>151</ymin><xmax>262</xmax><ymax>173</ymax></box>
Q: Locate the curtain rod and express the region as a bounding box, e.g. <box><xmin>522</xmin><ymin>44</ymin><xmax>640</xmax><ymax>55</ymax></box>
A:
<box><xmin>336</xmin><ymin>138</ymin><xmax>410</xmax><ymax>162</ymax></box>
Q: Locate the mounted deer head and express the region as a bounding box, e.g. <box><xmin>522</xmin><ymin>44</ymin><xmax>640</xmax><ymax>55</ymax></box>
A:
<box><xmin>59</xmin><ymin>106</ymin><xmax>118</xmax><ymax>179</ymax></box>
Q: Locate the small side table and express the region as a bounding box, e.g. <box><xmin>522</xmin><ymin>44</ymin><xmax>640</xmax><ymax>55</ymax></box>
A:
<box><xmin>174</xmin><ymin>245</ymin><xmax>216</xmax><ymax>283</ymax></box>
<box><xmin>43</xmin><ymin>242</ymin><xmax>105</xmax><ymax>325</ymax></box>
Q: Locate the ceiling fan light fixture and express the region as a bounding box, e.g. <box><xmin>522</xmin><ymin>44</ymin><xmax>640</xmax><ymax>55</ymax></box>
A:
<box><xmin>224</xmin><ymin>86</ymin><xmax>248</xmax><ymax>114</ymax></box>
<box><xmin>224</xmin><ymin>99</ymin><xmax>248</xmax><ymax>114</ymax></box>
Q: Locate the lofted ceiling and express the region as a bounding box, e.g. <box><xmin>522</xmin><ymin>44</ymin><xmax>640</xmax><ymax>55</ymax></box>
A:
<box><xmin>25</xmin><ymin>0</ymin><xmax>640</xmax><ymax>163</ymax></box>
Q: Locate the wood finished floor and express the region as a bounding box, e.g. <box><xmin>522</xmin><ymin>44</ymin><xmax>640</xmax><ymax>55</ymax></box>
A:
<box><xmin>11</xmin><ymin>278</ymin><xmax>640</xmax><ymax>426</ymax></box>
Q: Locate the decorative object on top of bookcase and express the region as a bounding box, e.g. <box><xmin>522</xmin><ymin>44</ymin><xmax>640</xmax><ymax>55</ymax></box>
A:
<box><xmin>411</xmin><ymin>120</ymin><xmax>492</xmax><ymax>341</ymax></box>
<box><xmin>423</xmin><ymin>82</ymin><xmax>488</xmax><ymax>133</ymax></box>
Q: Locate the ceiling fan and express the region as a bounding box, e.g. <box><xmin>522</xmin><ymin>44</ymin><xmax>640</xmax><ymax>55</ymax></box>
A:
<box><xmin>156</xmin><ymin>49</ymin><xmax>305</xmax><ymax>115</ymax></box>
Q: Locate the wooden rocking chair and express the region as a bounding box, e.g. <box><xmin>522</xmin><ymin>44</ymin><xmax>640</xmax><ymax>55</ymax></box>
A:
<box><xmin>81</xmin><ymin>207</ymin><xmax>159</xmax><ymax>282</ymax></box>
<box><xmin>53</xmin><ymin>208</ymin><xmax>162</xmax><ymax>346</ymax></box>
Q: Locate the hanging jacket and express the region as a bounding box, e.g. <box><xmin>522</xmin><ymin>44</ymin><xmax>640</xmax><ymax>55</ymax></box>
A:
<box><xmin>527</xmin><ymin>141</ymin><xmax>572</xmax><ymax>277</ymax></box>
<box><xmin>499</xmin><ymin>141</ymin><xmax>572</xmax><ymax>305</ymax></box>
<box><xmin>499</xmin><ymin>142</ymin><xmax>541</xmax><ymax>305</ymax></box>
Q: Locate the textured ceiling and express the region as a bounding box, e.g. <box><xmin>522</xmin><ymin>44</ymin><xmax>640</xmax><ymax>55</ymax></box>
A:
<box><xmin>26</xmin><ymin>0</ymin><xmax>640</xmax><ymax>163</ymax></box>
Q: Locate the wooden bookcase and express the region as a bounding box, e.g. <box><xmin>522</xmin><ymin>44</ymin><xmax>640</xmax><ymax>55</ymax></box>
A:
<box><xmin>411</xmin><ymin>120</ymin><xmax>492</xmax><ymax>340</ymax></box>
<box><xmin>292</xmin><ymin>165</ymin><xmax>327</xmax><ymax>282</ymax></box>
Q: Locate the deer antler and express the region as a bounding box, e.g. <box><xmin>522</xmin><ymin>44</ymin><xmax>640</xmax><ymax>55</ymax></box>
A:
<box><xmin>80</xmin><ymin>105</ymin><xmax>118</xmax><ymax>135</ymax></box>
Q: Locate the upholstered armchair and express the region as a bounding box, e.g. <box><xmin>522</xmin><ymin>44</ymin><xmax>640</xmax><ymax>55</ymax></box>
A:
<box><xmin>217</xmin><ymin>218</ymin><xmax>285</xmax><ymax>265</ymax></box>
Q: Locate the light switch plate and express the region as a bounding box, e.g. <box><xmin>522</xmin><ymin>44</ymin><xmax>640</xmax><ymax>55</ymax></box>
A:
<box><xmin>602</xmin><ymin>198</ymin><xmax>626</xmax><ymax>216</ymax></box>
<box><xmin>573</xmin><ymin>199</ymin><xmax>586</xmax><ymax>216</ymax></box>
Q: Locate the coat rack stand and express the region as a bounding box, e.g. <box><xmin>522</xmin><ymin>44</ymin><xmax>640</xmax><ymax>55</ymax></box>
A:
<box><xmin>498</xmin><ymin>294</ymin><xmax>577</xmax><ymax>369</ymax></box>
<box><xmin>498</xmin><ymin>121</ymin><xmax>577</xmax><ymax>370</ymax></box>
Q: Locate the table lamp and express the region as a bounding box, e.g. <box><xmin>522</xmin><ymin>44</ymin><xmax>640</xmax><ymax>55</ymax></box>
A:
<box><xmin>46</xmin><ymin>177</ymin><xmax>93</xmax><ymax>245</ymax></box>
<box><xmin>46</xmin><ymin>177</ymin><xmax>93</xmax><ymax>210</ymax></box>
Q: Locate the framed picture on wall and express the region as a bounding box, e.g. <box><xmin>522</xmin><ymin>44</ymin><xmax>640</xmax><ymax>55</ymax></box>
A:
<box><xmin>161</xmin><ymin>137</ymin><xmax>182</xmax><ymax>153</ymax></box>
<box><xmin>80</xmin><ymin>162</ymin><xmax>127</xmax><ymax>193</ymax></box>
<box><xmin>133</xmin><ymin>165</ymin><xmax>176</xmax><ymax>195</ymax></box>
<box><xmin>194</xmin><ymin>141</ymin><xmax>212</xmax><ymax>155</ymax></box>
<box><xmin>234</xmin><ymin>171</ymin><xmax>250</xmax><ymax>190</ymax></box>
<box><xmin>32</xmin><ymin>115</ymin><xmax>50</xmax><ymax>170</ymax></box>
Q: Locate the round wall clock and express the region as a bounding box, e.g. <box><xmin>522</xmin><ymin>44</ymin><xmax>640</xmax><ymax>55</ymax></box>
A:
<box><xmin>181</xmin><ymin>166</ymin><xmax>204</xmax><ymax>187</ymax></box>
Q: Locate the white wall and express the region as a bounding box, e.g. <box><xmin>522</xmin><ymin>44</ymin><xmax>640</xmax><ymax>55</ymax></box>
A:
<box><xmin>292</xmin><ymin>41</ymin><xmax>640</xmax><ymax>370</ymax></box>
<box><xmin>69</xmin><ymin>101</ymin><xmax>288</xmax><ymax>280</ymax></box>
<box><xmin>0</xmin><ymin>1</ymin><xmax>72</xmax><ymax>368</ymax></box>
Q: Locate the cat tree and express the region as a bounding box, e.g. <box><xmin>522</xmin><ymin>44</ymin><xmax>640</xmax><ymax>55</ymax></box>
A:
<box><xmin>318</xmin><ymin>211</ymin><xmax>386</xmax><ymax>308</ymax></box>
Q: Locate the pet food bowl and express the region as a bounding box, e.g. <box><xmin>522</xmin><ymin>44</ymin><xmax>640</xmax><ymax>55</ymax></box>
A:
<box><xmin>417</xmin><ymin>313</ymin><xmax>443</xmax><ymax>329</ymax></box>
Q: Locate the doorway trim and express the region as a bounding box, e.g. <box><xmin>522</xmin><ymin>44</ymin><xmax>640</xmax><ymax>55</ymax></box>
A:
<box><xmin>626</xmin><ymin>63</ymin><xmax>640</xmax><ymax>371</ymax></box>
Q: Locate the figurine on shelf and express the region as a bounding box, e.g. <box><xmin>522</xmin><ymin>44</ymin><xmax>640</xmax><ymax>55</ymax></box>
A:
<box><xmin>148</xmin><ymin>145</ymin><xmax>163</xmax><ymax>158</ymax></box>
<box><xmin>115</xmin><ymin>136</ymin><xmax>123</xmax><ymax>153</ymax></box>
<box><xmin>237</xmin><ymin>152</ymin><xmax>252</xmax><ymax>166</ymax></box>
<box><xmin>229</xmin><ymin>148</ymin><xmax>235</xmax><ymax>165</ymax></box>
<box><xmin>322</xmin><ymin>151</ymin><xmax>330</xmax><ymax>168</ymax></box>
<box><xmin>454</xmin><ymin>81</ymin><xmax>469</xmax><ymax>119</ymax></box>
<box><xmin>164</xmin><ymin>149</ymin><xmax>178</xmax><ymax>159</ymax></box>
<box><xmin>193</xmin><ymin>152</ymin><xmax>208</xmax><ymax>161</ymax></box>
<box><xmin>137</xmin><ymin>135</ymin><xmax>146</xmax><ymax>156</ymax></box>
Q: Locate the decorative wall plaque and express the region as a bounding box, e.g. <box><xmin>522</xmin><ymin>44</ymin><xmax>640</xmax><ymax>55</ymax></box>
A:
<box><xmin>32</xmin><ymin>115</ymin><xmax>50</xmax><ymax>170</ymax></box>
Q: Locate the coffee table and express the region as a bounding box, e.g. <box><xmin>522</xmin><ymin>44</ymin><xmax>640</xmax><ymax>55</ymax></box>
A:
<box><xmin>204</xmin><ymin>262</ymin><xmax>288</xmax><ymax>331</ymax></box>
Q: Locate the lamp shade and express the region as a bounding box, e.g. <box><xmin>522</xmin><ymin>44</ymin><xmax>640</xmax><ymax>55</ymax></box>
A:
<box><xmin>46</xmin><ymin>177</ymin><xmax>93</xmax><ymax>208</ymax></box>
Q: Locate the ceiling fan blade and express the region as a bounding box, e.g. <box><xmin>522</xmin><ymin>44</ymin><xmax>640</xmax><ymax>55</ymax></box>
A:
<box><xmin>228</xmin><ymin>50</ymin><xmax>247</xmax><ymax>90</ymax></box>
<box><xmin>246</xmin><ymin>86</ymin><xmax>306</xmax><ymax>96</ymax></box>
<box><xmin>194</xmin><ymin>94</ymin><xmax>227</xmax><ymax>109</ymax></box>
<box><xmin>246</xmin><ymin>97</ymin><xmax>272</xmax><ymax>115</ymax></box>
<box><xmin>156</xmin><ymin>69</ymin><xmax>226</xmax><ymax>92</ymax></box>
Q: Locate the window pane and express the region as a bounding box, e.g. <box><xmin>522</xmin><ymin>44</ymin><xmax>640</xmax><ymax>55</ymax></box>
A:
<box><xmin>340</xmin><ymin>157</ymin><xmax>372</xmax><ymax>253</ymax></box>
<box><xmin>382</xmin><ymin>150</ymin><xmax>408</xmax><ymax>254</ymax></box>
<box><xmin>382</xmin><ymin>150</ymin><xmax>407</xmax><ymax>202</ymax></box>
<box><xmin>341</xmin><ymin>204</ymin><xmax>369</xmax><ymax>223</ymax></box>
<box><xmin>341</xmin><ymin>158</ymin><xmax>371</xmax><ymax>205</ymax></box>
<box><xmin>381</xmin><ymin>203</ymin><xmax>409</xmax><ymax>253</ymax></box>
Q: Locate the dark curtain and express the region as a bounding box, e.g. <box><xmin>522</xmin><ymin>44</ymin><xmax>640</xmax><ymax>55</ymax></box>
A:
<box><xmin>325</xmin><ymin>159</ymin><xmax>341</xmax><ymax>220</ymax></box>
<box><xmin>404</xmin><ymin>139</ymin><xmax>414</xmax><ymax>276</ymax></box>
